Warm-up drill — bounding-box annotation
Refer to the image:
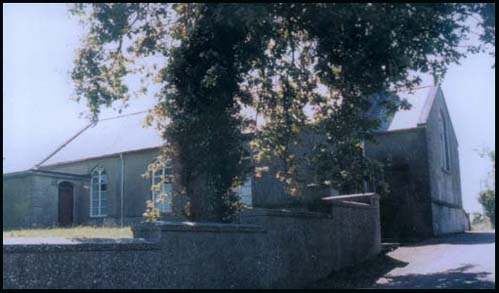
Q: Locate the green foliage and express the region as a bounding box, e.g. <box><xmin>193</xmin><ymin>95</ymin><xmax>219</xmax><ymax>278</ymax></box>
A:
<box><xmin>70</xmin><ymin>3</ymin><xmax>495</xmax><ymax>222</ymax></box>
<box><xmin>474</xmin><ymin>3</ymin><xmax>495</xmax><ymax>61</ymax></box>
<box><xmin>143</xmin><ymin>199</ymin><xmax>160</xmax><ymax>222</ymax></box>
<box><xmin>479</xmin><ymin>190</ymin><xmax>495</xmax><ymax>228</ymax></box>
<box><xmin>478</xmin><ymin>150</ymin><xmax>495</xmax><ymax>228</ymax></box>
<box><xmin>141</xmin><ymin>156</ymin><xmax>176</xmax><ymax>222</ymax></box>
<box><xmin>471</xmin><ymin>212</ymin><xmax>485</xmax><ymax>225</ymax></box>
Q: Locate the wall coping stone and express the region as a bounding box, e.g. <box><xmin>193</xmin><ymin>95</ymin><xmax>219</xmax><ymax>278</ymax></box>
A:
<box><xmin>322</xmin><ymin>192</ymin><xmax>380</xmax><ymax>202</ymax></box>
<box><xmin>322</xmin><ymin>193</ymin><xmax>379</xmax><ymax>209</ymax></box>
<box><xmin>328</xmin><ymin>200</ymin><xmax>375</xmax><ymax>209</ymax></box>
<box><xmin>133</xmin><ymin>221</ymin><xmax>266</xmax><ymax>234</ymax></box>
<box><xmin>240</xmin><ymin>208</ymin><xmax>332</xmax><ymax>219</ymax></box>
<box><xmin>3</xmin><ymin>237</ymin><xmax>159</xmax><ymax>253</ymax></box>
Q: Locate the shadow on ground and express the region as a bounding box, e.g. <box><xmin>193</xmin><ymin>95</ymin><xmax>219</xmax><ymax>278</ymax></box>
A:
<box><xmin>307</xmin><ymin>257</ymin><xmax>495</xmax><ymax>289</ymax></box>
<box><xmin>305</xmin><ymin>254</ymin><xmax>409</xmax><ymax>289</ymax></box>
<box><xmin>402</xmin><ymin>231</ymin><xmax>495</xmax><ymax>247</ymax></box>
<box><xmin>373</xmin><ymin>264</ymin><xmax>495</xmax><ymax>289</ymax></box>
<box><xmin>307</xmin><ymin>232</ymin><xmax>495</xmax><ymax>289</ymax></box>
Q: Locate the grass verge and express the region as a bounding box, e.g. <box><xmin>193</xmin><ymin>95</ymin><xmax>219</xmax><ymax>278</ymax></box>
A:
<box><xmin>3</xmin><ymin>226</ymin><xmax>133</xmax><ymax>238</ymax></box>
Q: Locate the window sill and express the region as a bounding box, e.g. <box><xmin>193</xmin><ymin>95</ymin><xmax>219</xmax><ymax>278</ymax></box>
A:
<box><xmin>89</xmin><ymin>215</ymin><xmax>107</xmax><ymax>218</ymax></box>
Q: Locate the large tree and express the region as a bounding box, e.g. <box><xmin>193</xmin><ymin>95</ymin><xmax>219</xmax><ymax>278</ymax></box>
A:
<box><xmin>71</xmin><ymin>3</ymin><xmax>495</xmax><ymax>222</ymax></box>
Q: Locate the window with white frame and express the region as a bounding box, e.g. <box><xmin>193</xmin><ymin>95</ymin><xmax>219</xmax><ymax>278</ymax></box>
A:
<box><xmin>438</xmin><ymin>110</ymin><xmax>451</xmax><ymax>171</ymax></box>
<box><xmin>152</xmin><ymin>161</ymin><xmax>173</xmax><ymax>213</ymax></box>
<box><xmin>90</xmin><ymin>168</ymin><xmax>108</xmax><ymax>217</ymax></box>
<box><xmin>234</xmin><ymin>151</ymin><xmax>253</xmax><ymax>206</ymax></box>
<box><xmin>236</xmin><ymin>177</ymin><xmax>253</xmax><ymax>206</ymax></box>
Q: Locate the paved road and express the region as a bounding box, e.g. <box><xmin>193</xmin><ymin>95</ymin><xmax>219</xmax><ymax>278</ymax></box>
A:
<box><xmin>374</xmin><ymin>231</ymin><xmax>495</xmax><ymax>289</ymax></box>
<box><xmin>308</xmin><ymin>231</ymin><xmax>495</xmax><ymax>289</ymax></box>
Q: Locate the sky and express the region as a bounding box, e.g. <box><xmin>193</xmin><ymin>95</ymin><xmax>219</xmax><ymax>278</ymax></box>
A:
<box><xmin>3</xmin><ymin>4</ymin><xmax>495</xmax><ymax>214</ymax></box>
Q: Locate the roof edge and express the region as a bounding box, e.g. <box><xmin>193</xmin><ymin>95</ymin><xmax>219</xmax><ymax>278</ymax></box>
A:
<box><xmin>3</xmin><ymin>169</ymin><xmax>90</xmax><ymax>180</ymax></box>
<box><xmin>3</xmin><ymin>169</ymin><xmax>34</xmax><ymax>177</ymax></box>
<box><xmin>97</xmin><ymin>110</ymin><xmax>149</xmax><ymax>122</ymax></box>
<box><xmin>416</xmin><ymin>83</ymin><xmax>440</xmax><ymax>126</ymax></box>
<box><xmin>33</xmin><ymin>110</ymin><xmax>153</xmax><ymax>169</ymax></box>
<box><xmin>372</xmin><ymin>125</ymin><xmax>424</xmax><ymax>136</ymax></box>
<box><xmin>38</xmin><ymin>146</ymin><xmax>162</xmax><ymax>169</ymax></box>
<box><xmin>34</xmin><ymin>122</ymin><xmax>94</xmax><ymax>169</ymax></box>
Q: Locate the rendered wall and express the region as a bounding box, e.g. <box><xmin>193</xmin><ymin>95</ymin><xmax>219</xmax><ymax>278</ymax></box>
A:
<box><xmin>3</xmin><ymin>173</ymin><xmax>86</xmax><ymax>228</ymax></box>
<box><xmin>3</xmin><ymin>176</ymin><xmax>33</xmax><ymax>228</ymax></box>
<box><xmin>252</xmin><ymin>128</ymin><xmax>333</xmax><ymax>208</ymax></box>
<box><xmin>431</xmin><ymin>204</ymin><xmax>467</xmax><ymax>235</ymax></box>
<box><xmin>365</xmin><ymin>128</ymin><xmax>434</xmax><ymax>238</ymax></box>
<box><xmin>39</xmin><ymin>148</ymin><xmax>183</xmax><ymax>225</ymax></box>
<box><xmin>424</xmin><ymin>88</ymin><xmax>465</xmax><ymax>235</ymax></box>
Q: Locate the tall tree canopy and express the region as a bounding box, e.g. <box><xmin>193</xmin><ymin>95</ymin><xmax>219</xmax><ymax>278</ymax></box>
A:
<box><xmin>71</xmin><ymin>3</ymin><xmax>495</xmax><ymax>222</ymax></box>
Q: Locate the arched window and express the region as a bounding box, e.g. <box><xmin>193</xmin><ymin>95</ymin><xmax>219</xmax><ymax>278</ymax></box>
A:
<box><xmin>90</xmin><ymin>168</ymin><xmax>108</xmax><ymax>217</ymax></box>
<box><xmin>438</xmin><ymin>110</ymin><xmax>451</xmax><ymax>171</ymax></box>
<box><xmin>151</xmin><ymin>160</ymin><xmax>173</xmax><ymax>213</ymax></box>
<box><xmin>236</xmin><ymin>177</ymin><xmax>253</xmax><ymax>206</ymax></box>
<box><xmin>235</xmin><ymin>154</ymin><xmax>253</xmax><ymax>206</ymax></box>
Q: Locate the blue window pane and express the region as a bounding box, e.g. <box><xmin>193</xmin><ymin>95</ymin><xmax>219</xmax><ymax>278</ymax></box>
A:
<box><xmin>162</xmin><ymin>183</ymin><xmax>173</xmax><ymax>193</ymax></box>
<box><xmin>100</xmin><ymin>173</ymin><xmax>108</xmax><ymax>184</ymax></box>
<box><xmin>159</xmin><ymin>199</ymin><xmax>172</xmax><ymax>212</ymax></box>
<box><xmin>90</xmin><ymin>169</ymin><xmax>110</xmax><ymax>217</ymax></box>
<box><xmin>237</xmin><ymin>178</ymin><xmax>252</xmax><ymax>206</ymax></box>
<box><xmin>91</xmin><ymin>207</ymin><xmax>99</xmax><ymax>216</ymax></box>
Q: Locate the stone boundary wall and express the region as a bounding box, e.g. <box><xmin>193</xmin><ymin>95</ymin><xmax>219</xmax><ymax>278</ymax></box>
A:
<box><xmin>3</xmin><ymin>194</ymin><xmax>381</xmax><ymax>289</ymax></box>
<box><xmin>3</xmin><ymin>238</ymin><xmax>161</xmax><ymax>289</ymax></box>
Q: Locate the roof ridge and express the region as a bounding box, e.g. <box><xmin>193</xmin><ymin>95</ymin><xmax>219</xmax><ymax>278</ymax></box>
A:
<box><xmin>98</xmin><ymin>110</ymin><xmax>149</xmax><ymax>122</ymax></box>
<box><xmin>396</xmin><ymin>85</ymin><xmax>435</xmax><ymax>93</ymax></box>
<box><xmin>36</xmin><ymin>109</ymin><xmax>161</xmax><ymax>168</ymax></box>
<box><xmin>34</xmin><ymin>122</ymin><xmax>94</xmax><ymax>169</ymax></box>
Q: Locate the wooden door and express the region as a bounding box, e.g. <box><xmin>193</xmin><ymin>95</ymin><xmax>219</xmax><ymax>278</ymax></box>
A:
<box><xmin>380</xmin><ymin>163</ymin><xmax>410</xmax><ymax>240</ymax></box>
<box><xmin>58</xmin><ymin>182</ymin><xmax>74</xmax><ymax>226</ymax></box>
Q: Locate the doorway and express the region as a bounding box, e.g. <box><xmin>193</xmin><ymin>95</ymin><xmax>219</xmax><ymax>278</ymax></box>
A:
<box><xmin>58</xmin><ymin>182</ymin><xmax>74</xmax><ymax>226</ymax></box>
<box><xmin>380</xmin><ymin>163</ymin><xmax>410</xmax><ymax>241</ymax></box>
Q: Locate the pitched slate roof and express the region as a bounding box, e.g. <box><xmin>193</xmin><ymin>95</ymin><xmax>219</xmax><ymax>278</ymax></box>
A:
<box><xmin>36</xmin><ymin>85</ymin><xmax>438</xmax><ymax>168</ymax></box>
<box><xmin>387</xmin><ymin>85</ymin><xmax>438</xmax><ymax>131</ymax></box>
<box><xmin>367</xmin><ymin>85</ymin><xmax>438</xmax><ymax>132</ymax></box>
<box><xmin>37</xmin><ymin>111</ymin><xmax>164</xmax><ymax>168</ymax></box>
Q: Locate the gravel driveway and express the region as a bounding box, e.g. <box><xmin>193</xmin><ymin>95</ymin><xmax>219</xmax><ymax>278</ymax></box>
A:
<box><xmin>308</xmin><ymin>231</ymin><xmax>495</xmax><ymax>289</ymax></box>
